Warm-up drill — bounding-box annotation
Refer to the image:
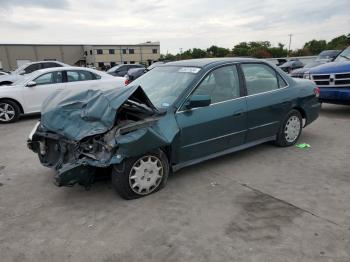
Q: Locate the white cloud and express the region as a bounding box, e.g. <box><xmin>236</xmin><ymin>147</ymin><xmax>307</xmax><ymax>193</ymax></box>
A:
<box><xmin>0</xmin><ymin>0</ymin><xmax>349</xmax><ymax>54</ymax></box>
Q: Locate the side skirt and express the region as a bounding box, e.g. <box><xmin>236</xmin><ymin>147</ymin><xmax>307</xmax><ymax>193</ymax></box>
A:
<box><xmin>172</xmin><ymin>135</ymin><xmax>276</xmax><ymax>172</ymax></box>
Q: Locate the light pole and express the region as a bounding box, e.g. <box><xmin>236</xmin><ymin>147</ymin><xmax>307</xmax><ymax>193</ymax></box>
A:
<box><xmin>288</xmin><ymin>34</ymin><xmax>293</xmax><ymax>57</ymax></box>
<box><xmin>179</xmin><ymin>48</ymin><xmax>183</xmax><ymax>60</ymax></box>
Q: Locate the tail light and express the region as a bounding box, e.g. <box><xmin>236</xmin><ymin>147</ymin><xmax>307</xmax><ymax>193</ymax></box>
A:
<box><xmin>313</xmin><ymin>87</ymin><xmax>320</xmax><ymax>98</ymax></box>
<box><xmin>124</xmin><ymin>78</ymin><xmax>130</xmax><ymax>86</ymax></box>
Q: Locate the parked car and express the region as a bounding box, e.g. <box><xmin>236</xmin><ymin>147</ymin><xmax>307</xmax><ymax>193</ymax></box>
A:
<box><xmin>290</xmin><ymin>50</ymin><xmax>341</xmax><ymax>78</ymax></box>
<box><xmin>316</xmin><ymin>50</ymin><xmax>341</xmax><ymax>62</ymax></box>
<box><xmin>0</xmin><ymin>67</ymin><xmax>126</xmax><ymax>123</ymax></box>
<box><xmin>0</xmin><ymin>71</ymin><xmax>9</xmax><ymax>76</ymax></box>
<box><xmin>279</xmin><ymin>59</ymin><xmax>304</xmax><ymax>73</ymax></box>
<box><xmin>125</xmin><ymin>61</ymin><xmax>168</xmax><ymax>84</ymax></box>
<box><xmin>107</xmin><ymin>64</ymin><xmax>144</xmax><ymax>77</ymax></box>
<box><xmin>0</xmin><ymin>61</ymin><xmax>69</xmax><ymax>86</ymax></box>
<box><xmin>27</xmin><ymin>58</ymin><xmax>320</xmax><ymax>199</ymax></box>
<box><xmin>304</xmin><ymin>46</ymin><xmax>350</xmax><ymax>105</ymax></box>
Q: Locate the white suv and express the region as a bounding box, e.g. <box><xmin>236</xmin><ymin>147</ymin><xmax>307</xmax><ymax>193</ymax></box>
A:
<box><xmin>0</xmin><ymin>61</ymin><xmax>69</xmax><ymax>86</ymax></box>
<box><xmin>0</xmin><ymin>67</ymin><xmax>126</xmax><ymax>123</ymax></box>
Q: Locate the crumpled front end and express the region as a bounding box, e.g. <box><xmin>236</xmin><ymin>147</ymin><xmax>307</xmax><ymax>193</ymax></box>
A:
<box><xmin>27</xmin><ymin>86</ymin><xmax>179</xmax><ymax>188</ymax></box>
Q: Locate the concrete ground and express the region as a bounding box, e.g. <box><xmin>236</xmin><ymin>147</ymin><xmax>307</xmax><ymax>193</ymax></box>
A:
<box><xmin>0</xmin><ymin>104</ymin><xmax>349</xmax><ymax>262</ymax></box>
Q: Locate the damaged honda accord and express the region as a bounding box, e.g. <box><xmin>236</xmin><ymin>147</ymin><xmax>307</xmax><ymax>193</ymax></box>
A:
<box><xmin>27</xmin><ymin>58</ymin><xmax>321</xmax><ymax>199</ymax></box>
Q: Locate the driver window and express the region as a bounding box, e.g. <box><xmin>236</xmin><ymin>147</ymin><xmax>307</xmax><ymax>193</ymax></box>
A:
<box><xmin>192</xmin><ymin>65</ymin><xmax>240</xmax><ymax>104</ymax></box>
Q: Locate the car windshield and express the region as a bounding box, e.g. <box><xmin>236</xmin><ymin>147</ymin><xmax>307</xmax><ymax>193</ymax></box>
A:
<box><xmin>131</xmin><ymin>66</ymin><xmax>200</xmax><ymax>109</ymax></box>
<box><xmin>334</xmin><ymin>47</ymin><xmax>350</xmax><ymax>62</ymax></box>
<box><xmin>107</xmin><ymin>65</ymin><xmax>121</xmax><ymax>73</ymax></box>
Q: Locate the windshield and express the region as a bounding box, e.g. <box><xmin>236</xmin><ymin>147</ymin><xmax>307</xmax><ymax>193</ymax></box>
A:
<box><xmin>317</xmin><ymin>50</ymin><xmax>339</xmax><ymax>60</ymax></box>
<box><xmin>107</xmin><ymin>65</ymin><xmax>121</xmax><ymax>73</ymax></box>
<box><xmin>131</xmin><ymin>66</ymin><xmax>200</xmax><ymax>108</ymax></box>
<box><xmin>334</xmin><ymin>47</ymin><xmax>350</xmax><ymax>62</ymax></box>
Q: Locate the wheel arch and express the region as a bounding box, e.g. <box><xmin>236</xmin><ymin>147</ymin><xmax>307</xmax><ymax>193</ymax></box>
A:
<box><xmin>292</xmin><ymin>106</ymin><xmax>306</xmax><ymax>126</ymax></box>
<box><xmin>0</xmin><ymin>97</ymin><xmax>24</xmax><ymax>114</ymax></box>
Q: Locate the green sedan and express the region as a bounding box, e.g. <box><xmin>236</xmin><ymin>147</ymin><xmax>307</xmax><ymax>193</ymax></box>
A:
<box><xmin>27</xmin><ymin>58</ymin><xmax>321</xmax><ymax>199</ymax></box>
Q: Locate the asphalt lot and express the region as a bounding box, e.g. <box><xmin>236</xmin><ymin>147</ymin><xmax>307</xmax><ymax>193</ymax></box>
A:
<box><xmin>0</xmin><ymin>104</ymin><xmax>349</xmax><ymax>262</ymax></box>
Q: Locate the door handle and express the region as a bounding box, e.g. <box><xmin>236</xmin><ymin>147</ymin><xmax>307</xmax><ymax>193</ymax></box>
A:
<box><xmin>233</xmin><ymin>112</ymin><xmax>244</xmax><ymax>117</ymax></box>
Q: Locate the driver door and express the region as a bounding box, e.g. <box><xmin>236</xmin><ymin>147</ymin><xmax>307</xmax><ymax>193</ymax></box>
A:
<box><xmin>175</xmin><ymin>65</ymin><xmax>247</xmax><ymax>163</ymax></box>
<box><xmin>23</xmin><ymin>70</ymin><xmax>65</xmax><ymax>113</ymax></box>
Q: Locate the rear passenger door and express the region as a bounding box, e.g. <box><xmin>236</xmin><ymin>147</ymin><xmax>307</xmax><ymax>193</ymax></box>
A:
<box><xmin>65</xmin><ymin>70</ymin><xmax>103</xmax><ymax>90</ymax></box>
<box><xmin>240</xmin><ymin>63</ymin><xmax>290</xmax><ymax>142</ymax></box>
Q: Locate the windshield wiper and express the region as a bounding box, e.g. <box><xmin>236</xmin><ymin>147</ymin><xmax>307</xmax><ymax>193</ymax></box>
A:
<box><xmin>339</xmin><ymin>55</ymin><xmax>350</xmax><ymax>61</ymax></box>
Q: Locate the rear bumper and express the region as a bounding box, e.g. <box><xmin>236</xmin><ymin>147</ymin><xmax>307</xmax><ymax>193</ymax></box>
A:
<box><xmin>305</xmin><ymin>101</ymin><xmax>321</xmax><ymax>126</ymax></box>
<box><xmin>319</xmin><ymin>87</ymin><xmax>350</xmax><ymax>104</ymax></box>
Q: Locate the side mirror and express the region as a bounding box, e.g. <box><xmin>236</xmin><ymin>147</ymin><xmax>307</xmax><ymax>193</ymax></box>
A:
<box><xmin>26</xmin><ymin>81</ymin><xmax>37</xmax><ymax>87</ymax></box>
<box><xmin>19</xmin><ymin>70</ymin><xmax>26</xmax><ymax>75</ymax></box>
<box><xmin>185</xmin><ymin>95</ymin><xmax>211</xmax><ymax>109</ymax></box>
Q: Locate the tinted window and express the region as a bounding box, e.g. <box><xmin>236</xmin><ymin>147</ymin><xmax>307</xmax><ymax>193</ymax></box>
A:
<box><xmin>67</xmin><ymin>70</ymin><xmax>97</xmax><ymax>82</ymax></box>
<box><xmin>43</xmin><ymin>62</ymin><xmax>61</xmax><ymax>68</ymax></box>
<box><xmin>277</xmin><ymin>74</ymin><xmax>288</xmax><ymax>88</ymax></box>
<box><xmin>34</xmin><ymin>71</ymin><xmax>63</xmax><ymax>85</ymax></box>
<box><xmin>241</xmin><ymin>64</ymin><xmax>279</xmax><ymax>95</ymax></box>
<box><xmin>192</xmin><ymin>65</ymin><xmax>240</xmax><ymax>104</ymax></box>
<box><xmin>24</xmin><ymin>64</ymin><xmax>41</xmax><ymax>74</ymax></box>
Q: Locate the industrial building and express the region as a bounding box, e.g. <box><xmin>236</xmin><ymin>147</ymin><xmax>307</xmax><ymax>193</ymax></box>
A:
<box><xmin>0</xmin><ymin>42</ymin><xmax>160</xmax><ymax>71</ymax></box>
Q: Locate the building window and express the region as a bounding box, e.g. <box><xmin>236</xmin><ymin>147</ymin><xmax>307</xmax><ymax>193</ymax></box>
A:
<box><xmin>109</xmin><ymin>49</ymin><xmax>115</xmax><ymax>54</ymax></box>
<box><xmin>97</xmin><ymin>49</ymin><xmax>103</xmax><ymax>55</ymax></box>
<box><xmin>89</xmin><ymin>50</ymin><xmax>92</xmax><ymax>55</ymax></box>
<box><xmin>152</xmin><ymin>49</ymin><xmax>158</xmax><ymax>54</ymax></box>
<box><xmin>122</xmin><ymin>49</ymin><xmax>127</xmax><ymax>54</ymax></box>
<box><xmin>111</xmin><ymin>62</ymin><xmax>116</xmax><ymax>67</ymax></box>
<box><xmin>130</xmin><ymin>61</ymin><xmax>135</xmax><ymax>64</ymax></box>
<box><xmin>98</xmin><ymin>62</ymin><xmax>104</xmax><ymax>68</ymax></box>
<box><xmin>123</xmin><ymin>61</ymin><xmax>128</xmax><ymax>64</ymax></box>
<box><xmin>84</xmin><ymin>51</ymin><xmax>88</xmax><ymax>56</ymax></box>
<box><xmin>129</xmin><ymin>49</ymin><xmax>134</xmax><ymax>54</ymax></box>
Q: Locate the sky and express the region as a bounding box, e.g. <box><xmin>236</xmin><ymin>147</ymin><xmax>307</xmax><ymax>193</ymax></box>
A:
<box><xmin>0</xmin><ymin>0</ymin><xmax>349</xmax><ymax>54</ymax></box>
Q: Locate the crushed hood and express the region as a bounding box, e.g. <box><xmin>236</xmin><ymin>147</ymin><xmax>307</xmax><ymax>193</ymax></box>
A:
<box><xmin>41</xmin><ymin>85</ymin><xmax>157</xmax><ymax>141</ymax></box>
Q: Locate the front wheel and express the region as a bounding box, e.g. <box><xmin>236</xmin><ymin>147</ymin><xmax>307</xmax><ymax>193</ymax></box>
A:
<box><xmin>275</xmin><ymin>110</ymin><xmax>302</xmax><ymax>147</ymax></box>
<box><xmin>112</xmin><ymin>150</ymin><xmax>169</xmax><ymax>199</ymax></box>
<box><xmin>0</xmin><ymin>100</ymin><xmax>21</xmax><ymax>123</ymax></box>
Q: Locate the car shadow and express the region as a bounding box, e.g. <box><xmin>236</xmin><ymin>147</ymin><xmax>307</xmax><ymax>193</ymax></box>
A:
<box><xmin>320</xmin><ymin>104</ymin><xmax>350</xmax><ymax>119</ymax></box>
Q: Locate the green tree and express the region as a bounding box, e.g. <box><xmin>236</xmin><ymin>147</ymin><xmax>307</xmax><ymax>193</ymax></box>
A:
<box><xmin>303</xmin><ymin>39</ymin><xmax>327</xmax><ymax>55</ymax></box>
<box><xmin>327</xmin><ymin>34</ymin><xmax>350</xmax><ymax>50</ymax></box>
<box><xmin>207</xmin><ymin>45</ymin><xmax>230</xmax><ymax>57</ymax></box>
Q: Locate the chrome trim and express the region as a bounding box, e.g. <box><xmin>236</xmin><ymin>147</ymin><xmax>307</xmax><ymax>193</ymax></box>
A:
<box><xmin>248</xmin><ymin>121</ymin><xmax>279</xmax><ymax>130</ymax></box>
<box><xmin>182</xmin><ymin>130</ymin><xmax>246</xmax><ymax>149</ymax></box>
<box><xmin>172</xmin><ymin>135</ymin><xmax>276</xmax><ymax>172</ymax></box>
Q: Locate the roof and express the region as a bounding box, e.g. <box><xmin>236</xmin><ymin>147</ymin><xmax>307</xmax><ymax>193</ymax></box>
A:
<box><xmin>164</xmin><ymin>57</ymin><xmax>262</xmax><ymax>68</ymax></box>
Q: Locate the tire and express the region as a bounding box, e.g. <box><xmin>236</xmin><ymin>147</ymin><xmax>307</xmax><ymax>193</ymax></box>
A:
<box><xmin>0</xmin><ymin>99</ymin><xmax>21</xmax><ymax>123</ymax></box>
<box><xmin>275</xmin><ymin>109</ymin><xmax>302</xmax><ymax>147</ymax></box>
<box><xmin>111</xmin><ymin>149</ymin><xmax>169</xmax><ymax>200</ymax></box>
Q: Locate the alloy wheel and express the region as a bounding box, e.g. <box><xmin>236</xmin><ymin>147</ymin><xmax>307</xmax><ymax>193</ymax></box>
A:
<box><xmin>129</xmin><ymin>155</ymin><xmax>164</xmax><ymax>195</ymax></box>
<box><xmin>0</xmin><ymin>103</ymin><xmax>16</xmax><ymax>122</ymax></box>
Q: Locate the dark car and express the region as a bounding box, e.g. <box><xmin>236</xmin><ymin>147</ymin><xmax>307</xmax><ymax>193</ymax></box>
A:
<box><xmin>279</xmin><ymin>60</ymin><xmax>304</xmax><ymax>73</ymax></box>
<box><xmin>27</xmin><ymin>58</ymin><xmax>320</xmax><ymax>199</ymax></box>
<box><xmin>107</xmin><ymin>64</ymin><xmax>144</xmax><ymax>77</ymax></box>
<box><xmin>125</xmin><ymin>61</ymin><xmax>168</xmax><ymax>84</ymax></box>
<box><xmin>290</xmin><ymin>50</ymin><xmax>341</xmax><ymax>78</ymax></box>
<box><xmin>316</xmin><ymin>50</ymin><xmax>341</xmax><ymax>62</ymax></box>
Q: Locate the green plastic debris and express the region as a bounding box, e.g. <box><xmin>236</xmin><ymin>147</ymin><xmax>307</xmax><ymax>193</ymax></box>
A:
<box><xmin>296</xmin><ymin>143</ymin><xmax>311</xmax><ymax>149</ymax></box>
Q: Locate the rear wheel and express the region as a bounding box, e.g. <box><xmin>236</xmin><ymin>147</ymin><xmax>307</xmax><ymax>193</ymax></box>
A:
<box><xmin>275</xmin><ymin>110</ymin><xmax>302</xmax><ymax>147</ymax></box>
<box><xmin>112</xmin><ymin>150</ymin><xmax>169</xmax><ymax>199</ymax></box>
<box><xmin>0</xmin><ymin>100</ymin><xmax>21</xmax><ymax>123</ymax></box>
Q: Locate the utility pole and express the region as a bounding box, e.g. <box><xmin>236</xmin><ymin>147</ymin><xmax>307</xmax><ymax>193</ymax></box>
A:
<box><xmin>288</xmin><ymin>34</ymin><xmax>293</xmax><ymax>57</ymax></box>
<box><xmin>179</xmin><ymin>48</ymin><xmax>183</xmax><ymax>60</ymax></box>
